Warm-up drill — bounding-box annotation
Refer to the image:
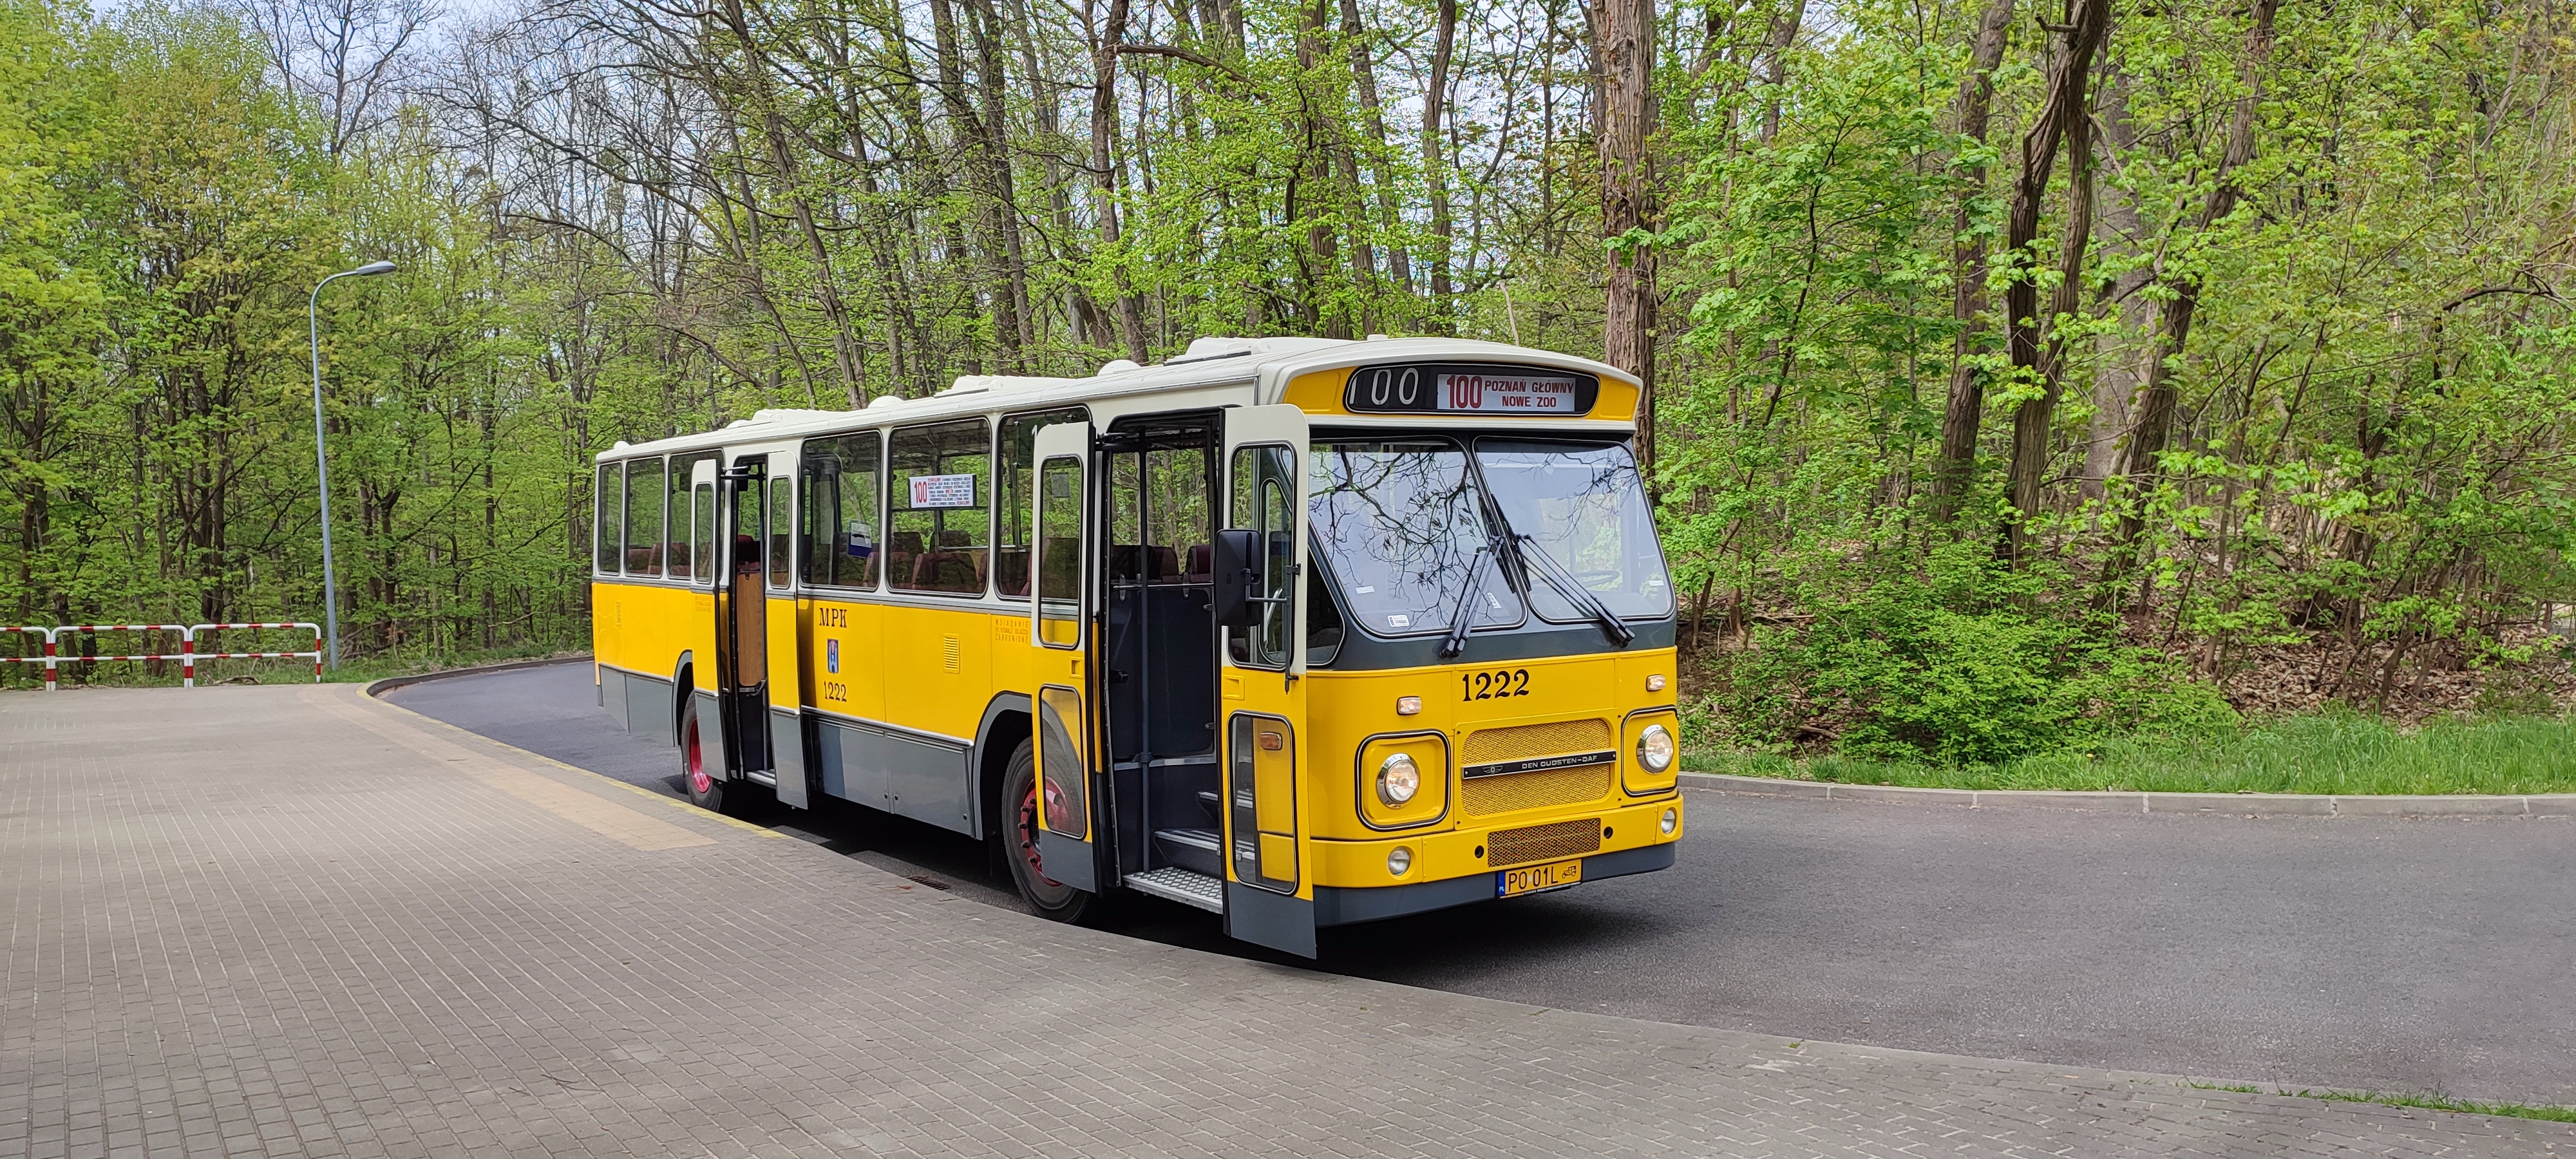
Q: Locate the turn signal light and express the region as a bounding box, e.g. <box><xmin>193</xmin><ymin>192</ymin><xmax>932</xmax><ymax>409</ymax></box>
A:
<box><xmin>1396</xmin><ymin>695</ymin><xmax>1422</xmax><ymax>716</ymax></box>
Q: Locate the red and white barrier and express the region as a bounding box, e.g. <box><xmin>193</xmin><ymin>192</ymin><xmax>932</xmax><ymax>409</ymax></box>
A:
<box><xmin>4</xmin><ymin>621</ymin><xmax>324</xmax><ymax>690</ymax></box>
<box><xmin>1</xmin><ymin>626</ymin><xmax>55</xmax><ymax>690</ymax></box>
<box><xmin>184</xmin><ymin>623</ymin><xmax>325</xmax><ymax>686</ymax></box>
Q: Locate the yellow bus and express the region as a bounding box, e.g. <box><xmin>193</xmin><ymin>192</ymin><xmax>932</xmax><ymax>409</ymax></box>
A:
<box><xmin>588</xmin><ymin>336</ymin><xmax>1683</xmax><ymax>956</ymax></box>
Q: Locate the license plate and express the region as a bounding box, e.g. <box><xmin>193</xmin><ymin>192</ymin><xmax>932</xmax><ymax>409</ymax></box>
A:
<box><xmin>1496</xmin><ymin>858</ymin><xmax>1583</xmax><ymax>898</ymax></box>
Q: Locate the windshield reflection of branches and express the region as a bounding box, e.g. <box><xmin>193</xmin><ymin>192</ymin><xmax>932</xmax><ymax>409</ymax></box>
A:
<box><xmin>1309</xmin><ymin>442</ymin><xmax>1518</xmax><ymax>635</ymax></box>
<box><xmin>1478</xmin><ymin>442</ymin><xmax>1672</xmax><ymax>621</ymax></box>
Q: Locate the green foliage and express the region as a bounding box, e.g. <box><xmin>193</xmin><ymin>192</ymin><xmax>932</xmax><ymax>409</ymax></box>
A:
<box><xmin>1699</xmin><ymin>542</ymin><xmax>2237</xmax><ymax>766</ymax></box>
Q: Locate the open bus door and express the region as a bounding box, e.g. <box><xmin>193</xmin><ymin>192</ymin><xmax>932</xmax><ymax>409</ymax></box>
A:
<box><xmin>1021</xmin><ymin>420</ymin><xmax>1102</xmax><ymax>910</ymax></box>
<box><xmin>681</xmin><ymin>456</ymin><xmax>731</xmax><ymax>800</ymax></box>
<box><xmin>690</xmin><ymin>453</ymin><xmax>781</xmax><ymax>804</ymax></box>
<box><xmin>1217</xmin><ymin>404</ymin><xmax>1314</xmax><ymax>956</ymax></box>
<box><xmin>759</xmin><ymin>449</ymin><xmax>809</xmax><ymax>808</ymax></box>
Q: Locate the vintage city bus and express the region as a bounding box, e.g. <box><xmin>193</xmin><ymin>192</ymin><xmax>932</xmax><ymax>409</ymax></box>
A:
<box><xmin>587</xmin><ymin>335</ymin><xmax>1683</xmax><ymax>956</ymax></box>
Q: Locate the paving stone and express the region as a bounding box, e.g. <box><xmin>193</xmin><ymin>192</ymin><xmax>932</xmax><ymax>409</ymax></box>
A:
<box><xmin>3</xmin><ymin>684</ymin><xmax>2571</xmax><ymax>1157</ymax></box>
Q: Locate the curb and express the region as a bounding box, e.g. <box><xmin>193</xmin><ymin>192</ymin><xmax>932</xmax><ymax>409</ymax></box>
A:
<box><xmin>363</xmin><ymin>654</ymin><xmax>592</xmax><ymax>697</ymax></box>
<box><xmin>1679</xmin><ymin>771</ymin><xmax>2576</xmax><ymax>818</ymax></box>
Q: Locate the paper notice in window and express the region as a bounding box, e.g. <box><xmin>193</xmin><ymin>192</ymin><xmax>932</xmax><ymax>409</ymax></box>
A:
<box><xmin>1435</xmin><ymin>370</ymin><xmax>1581</xmax><ymax>413</ymax></box>
<box><xmin>909</xmin><ymin>473</ymin><xmax>977</xmax><ymax>508</ymax></box>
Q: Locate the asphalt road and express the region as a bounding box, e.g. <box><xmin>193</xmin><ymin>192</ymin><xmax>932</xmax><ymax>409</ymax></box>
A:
<box><xmin>386</xmin><ymin>660</ymin><xmax>2576</xmax><ymax>1106</ymax></box>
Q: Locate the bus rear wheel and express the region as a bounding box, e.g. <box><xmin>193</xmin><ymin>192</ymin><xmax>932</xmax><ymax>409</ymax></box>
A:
<box><xmin>680</xmin><ymin>710</ymin><xmax>734</xmax><ymax>814</ymax></box>
<box><xmin>1000</xmin><ymin>738</ymin><xmax>1092</xmax><ymax>923</ymax></box>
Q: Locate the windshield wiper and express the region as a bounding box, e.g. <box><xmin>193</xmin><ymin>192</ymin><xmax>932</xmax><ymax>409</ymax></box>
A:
<box><xmin>1511</xmin><ymin>532</ymin><xmax>1635</xmax><ymax>647</ymax></box>
<box><xmin>1439</xmin><ymin>543</ymin><xmax>1497</xmax><ymax>659</ymax></box>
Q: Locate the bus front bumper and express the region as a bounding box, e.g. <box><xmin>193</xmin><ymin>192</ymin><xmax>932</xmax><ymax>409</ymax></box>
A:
<box><xmin>1311</xmin><ymin>841</ymin><xmax>1677</xmax><ymax>928</ymax></box>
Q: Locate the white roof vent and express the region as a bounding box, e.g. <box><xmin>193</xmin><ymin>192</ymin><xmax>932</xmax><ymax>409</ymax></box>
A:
<box><xmin>612</xmin><ymin>440</ymin><xmax>630</xmax><ymax>450</ymax></box>
<box><xmin>1098</xmin><ymin>359</ymin><xmax>1143</xmax><ymax>377</ymax></box>
<box><xmin>866</xmin><ymin>394</ymin><xmax>905</xmax><ymax>410</ymax></box>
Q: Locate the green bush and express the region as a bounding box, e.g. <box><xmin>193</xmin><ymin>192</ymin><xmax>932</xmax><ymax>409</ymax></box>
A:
<box><xmin>1698</xmin><ymin>543</ymin><xmax>2237</xmax><ymax>766</ymax></box>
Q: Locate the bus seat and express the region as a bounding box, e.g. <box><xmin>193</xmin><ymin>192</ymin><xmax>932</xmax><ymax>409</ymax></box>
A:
<box><xmin>1038</xmin><ymin>538</ymin><xmax>1079</xmax><ymax>594</ymax></box>
<box><xmin>1185</xmin><ymin>543</ymin><xmax>1212</xmax><ymax>584</ymax></box>
<box><xmin>1108</xmin><ymin>543</ymin><xmax>1142</xmax><ymax>584</ymax></box>
<box><xmin>912</xmin><ymin>551</ymin><xmax>980</xmax><ymax>592</ymax></box>
<box><xmin>884</xmin><ymin>531</ymin><xmax>922</xmax><ymax>585</ymax></box>
<box><xmin>994</xmin><ymin>548</ymin><xmax>1032</xmax><ymax>597</ymax></box>
<box><xmin>1148</xmin><ymin>545</ymin><xmax>1180</xmax><ymax>583</ymax></box>
<box><xmin>665</xmin><ymin>540</ymin><xmax>691</xmax><ymax>578</ymax></box>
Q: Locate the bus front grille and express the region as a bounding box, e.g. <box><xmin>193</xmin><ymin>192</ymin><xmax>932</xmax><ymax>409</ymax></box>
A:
<box><xmin>1464</xmin><ymin>719</ymin><xmax>1613</xmax><ymax>766</ymax></box>
<box><xmin>1486</xmin><ymin>818</ymin><xmax>1603</xmax><ymax>867</ymax></box>
<box><xmin>1463</xmin><ymin>764</ymin><xmax>1612</xmax><ymax>816</ymax></box>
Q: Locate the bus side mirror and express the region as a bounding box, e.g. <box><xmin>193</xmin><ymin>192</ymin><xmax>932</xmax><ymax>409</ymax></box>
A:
<box><xmin>1211</xmin><ymin>528</ymin><xmax>1260</xmax><ymax>627</ymax></box>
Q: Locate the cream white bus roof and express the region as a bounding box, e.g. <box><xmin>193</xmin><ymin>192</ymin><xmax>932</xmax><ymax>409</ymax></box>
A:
<box><xmin>596</xmin><ymin>336</ymin><xmax>1633</xmax><ymax>462</ymax></box>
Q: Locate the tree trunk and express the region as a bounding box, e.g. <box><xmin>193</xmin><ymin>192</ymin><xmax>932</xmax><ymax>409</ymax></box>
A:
<box><xmin>1927</xmin><ymin>0</ymin><xmax>2016</xmax><ymax>521</ymax></box>
<box><xmin>1597</xmin><ymin>0</ymin><xmax>1656</xmax><ymax>471</ymax></box>
<box><xmin>1089</xmin><ymin>0</ymin><xmax>1150</xmax><ymax>361</ymax></box>
<box><xmin>2004</xmin><ymin>46</ymin><xmax>2101</xmax><ymax>561</ymax></box>
<box><xmin>2116</xmin><ymin>0</ymin><xmax>2283</xmax><ymax>534</ymax></box>
<box><xmin>1340</xmin><ymin>0</ymin><xmax>1412</xmax><ymax>304</ymax></box>
<box><xmin>2081</xmin><ymin>71</ymin><xmax>2155</xmax><ymax>501</ymax></box>
<box><xmin>1997</xmin><ymin>0</ymin><xmax>2112</xmax><ymax>558</ymax></box>
<box><xmin>1425</xmin><ymin>0</ymin><xmax>1460</xmax><ymax>332</ymax></box>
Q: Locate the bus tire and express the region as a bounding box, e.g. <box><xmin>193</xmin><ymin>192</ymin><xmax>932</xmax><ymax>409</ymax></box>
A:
<box><xmin>1000</xmin><ymin>738</ymin><xmax>1092</xmax><ymax>923</ymax></box>
<box><xmin>679</xmin><ymin>708</ymin><xmax>735</xmax><ymax>815</ymax></box>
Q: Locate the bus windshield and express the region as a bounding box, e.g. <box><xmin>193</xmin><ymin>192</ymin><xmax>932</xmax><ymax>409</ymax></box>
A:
<box><xmin>1307</xmin><ymin>438</ymin><xmax>1671</xmax><ymax>642</ymax></box>
<box><xmin>1475</xmin><ymin>440</ymin><xmax>1672</xmax><ymax>623</ymax></box>
<box><xmin>1307</xmin><ymin>441</ymin><xmax>1522</xmax><ymax>637</ymax></box>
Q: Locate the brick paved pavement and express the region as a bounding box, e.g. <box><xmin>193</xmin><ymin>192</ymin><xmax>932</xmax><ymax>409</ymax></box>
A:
<box><xmin>3</xmin><ymin>684</ymin><xmax>2569</xmax><ymax>1158</ymax></box>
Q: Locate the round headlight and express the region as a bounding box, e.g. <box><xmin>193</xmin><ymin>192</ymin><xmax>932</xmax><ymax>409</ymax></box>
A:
<box><xmin>1636</xmin><ymin>723</ymin><xmax>1676</xmax><ymax>773</ymax></box>
<box><xmin>1376</xmin><ymin>753</ymin><xmax>1421</xmax><ymax>806</ymax></box>
<box><xmin>1660</xmin><ymin>807</ymin><xmax>1679</xmax><ymax>834</ymax></box>
<box><xmin>1387</xmin><ymin>846</ymin><xmax>1413</xmax><ymax>876</ymax></box>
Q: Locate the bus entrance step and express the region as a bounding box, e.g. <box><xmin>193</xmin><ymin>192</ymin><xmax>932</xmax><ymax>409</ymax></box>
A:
<box><xmin>1150</xmin><ymin>827</ymin><xmax>1225</xmax><ymax>877</ymax></box>
<box><xmin>1123</xmin><ymin>867</ymin><xmax>1224</xmax><ymax>914</ymax></box>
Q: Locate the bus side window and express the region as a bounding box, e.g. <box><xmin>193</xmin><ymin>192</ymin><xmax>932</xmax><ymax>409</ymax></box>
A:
<box><xmin>799</xmin><ymin>433</ymin><xmax>880</xmax><ymax>590</ymax></box>
<box><xmin>996</xmin><ymin>408</ymin><xmax>1085</xmax><ymax>598</ymax></box>
<box><xmin>692</xmin><ymin>482</ymin><xmax>716</xmax><ymax>583</ymax></box>
<box><xmin>665</xmin><ymin>451</ymin><xmax>712</xmax><ymax>581</ymax></box>
<box><xmin>594</xmin><ymin>463</ymin><xmax>621</xmax><ymax>575</ymax></box>
<box><xmin>625</xmin><ymin>458</ymin><xmax>665</xmax><ymax>577</ymax></box>
<box><xmin>1226</xmin><ymin>445</ymin><xmax>1296</xmax><ymax>668</ymax></box>
<box><xmin>887</xmin><ymin>419</ymin><xmax>991</xmax><ymax>596</ymax></box>
<box><xmin>766</xmin><ymin>476</ymin><xmax>793</xmax><ymax>590</ymax></box>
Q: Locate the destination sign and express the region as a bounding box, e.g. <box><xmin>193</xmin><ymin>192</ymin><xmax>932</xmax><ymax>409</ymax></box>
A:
<box><xmin>1343</xmin><ymin>362</ymin><xmax>1600</xmax><ymax>416</ymax></box>
<box><xmin>909</xmin><ymin>473</ymin><xmax>977</xmax><ymax>509</ymax></box>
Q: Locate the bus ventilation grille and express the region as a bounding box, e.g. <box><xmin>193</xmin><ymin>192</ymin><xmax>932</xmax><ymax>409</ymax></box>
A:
<box><xmin>1463</xmin><ymin>764</ymin><xmax>1612</xmax><ymax>816</ymax></box>
<box><xmin>1464</xmin><ymin>719</ymin><xmax>1613</xmax><ymax>765</ymax></box>
<box><xmin>1486</xmin><ymin>818</ymin><xmax>1602</xmax><ymax>867</ymax></box>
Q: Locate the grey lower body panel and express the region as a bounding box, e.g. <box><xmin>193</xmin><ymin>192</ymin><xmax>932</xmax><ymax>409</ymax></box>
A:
<box><xmin>599</xmin><ymin>667</ymin><xmax>676</xmax><ymax>746</ymax></box>
<box><xmin>1312</xmin><ymin>842</ymin><xmax>1678</xmax><ymax>928</ymax></box>
<box><xmin>813</xmin><ymin>716</ymin><xmax>974</xmax><ymax>835</ymax></box>
<box><xmin>769</xmin><ymin>708</ymin><xmax>810</xmax><ymax>808</ymax></box>
<box><xmin>600</xmin><ymin>666</ymin><xmax>627</xmax><ymax>730</ymax></box>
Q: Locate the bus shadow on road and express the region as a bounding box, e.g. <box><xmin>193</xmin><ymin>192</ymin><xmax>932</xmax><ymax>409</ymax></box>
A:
<box><xmin>685</xmin><ymin>773</ymin><xmax>1683</xmax><ymax>983</ymax></box>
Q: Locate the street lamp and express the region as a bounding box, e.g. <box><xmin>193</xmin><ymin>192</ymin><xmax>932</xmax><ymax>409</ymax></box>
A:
<box><xmin>309</xmin><ymin>260</ymin><xmax>397</xmax><ymax>670</ymax></box>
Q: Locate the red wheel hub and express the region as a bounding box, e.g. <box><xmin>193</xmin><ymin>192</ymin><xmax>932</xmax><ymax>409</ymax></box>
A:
<box><xmin>687</xmin><ymin>722</ymin><xmax>712</xmax><ymax>796</ymax></box>
<box><xmin>1016</xmin><ymin>781</ymin><xmax>1060</xmax><ymax>887</ymax></box>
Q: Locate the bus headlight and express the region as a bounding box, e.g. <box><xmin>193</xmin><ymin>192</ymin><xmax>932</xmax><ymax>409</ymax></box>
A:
<box><xmin>1661</xmin><ymin>807</ymin><xmax>1678</xmax><ymax>834</ymax></box>
<box><xmin>1387</xmin><ymin>846</ymin><xmax>1413</xmax><ymax>876</ymax></box>
<box><xmin>1376</xmin><ymin>753</ymin><xmax>1421</xmax><ymax>806</ymax></box>
<box><xmin>1636</xmin><ymin>724</ymin><xmax>1675</xmax><ymax>773</ymax></box>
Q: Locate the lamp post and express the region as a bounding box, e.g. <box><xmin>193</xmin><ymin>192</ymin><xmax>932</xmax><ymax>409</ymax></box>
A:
<box><xmin>309</xmin><ymin>260</ymin><xmax>397</xmax><ymax>670</ymax></box>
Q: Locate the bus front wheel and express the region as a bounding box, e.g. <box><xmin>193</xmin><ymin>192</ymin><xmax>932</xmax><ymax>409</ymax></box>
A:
<box><xmin>1000</xmin><ymin>739</ymin><xmax>1092</xmax><ymax>923</ymax></box>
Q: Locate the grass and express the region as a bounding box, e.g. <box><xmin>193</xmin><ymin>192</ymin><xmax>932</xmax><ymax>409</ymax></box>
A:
<box><xmin>2187</xmin><ymin>1081</ymin><xmax>2576</xmax><ymax>1124</ymax></box>
<box><xmin>1687</xmin><ymin>710</ymin><xmax>2576</xmax><ymax>796</ymax></box>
